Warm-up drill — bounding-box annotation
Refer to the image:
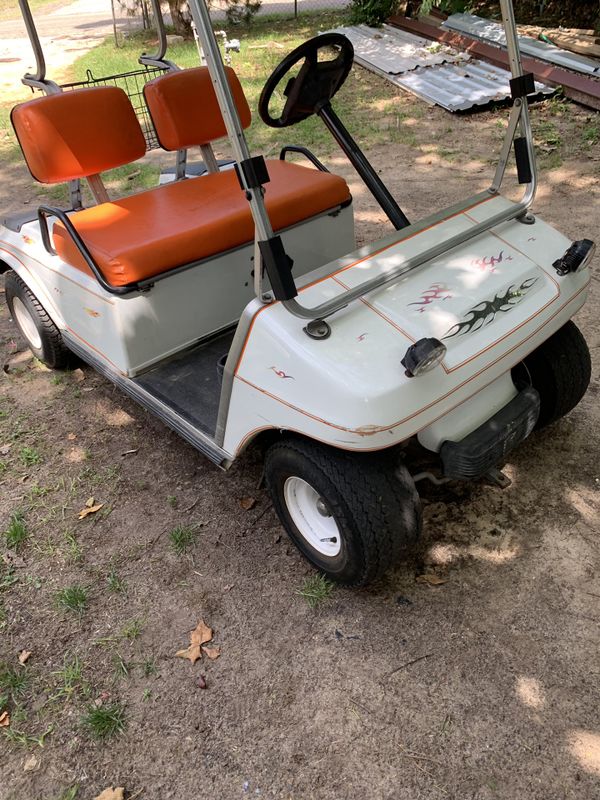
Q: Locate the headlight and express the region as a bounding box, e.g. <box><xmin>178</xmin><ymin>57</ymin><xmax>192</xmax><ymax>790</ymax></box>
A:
<box><xmin>401</xmin><ymin>337</ymin><xmax>447</xmax><ymax>378</ymax></box>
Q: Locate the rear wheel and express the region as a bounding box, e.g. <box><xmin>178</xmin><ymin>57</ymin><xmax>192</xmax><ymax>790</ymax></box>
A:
<box><xmin>520</xmin><ymin>320</ymin><xmax>591</xmax><ymax>429</ymax></box>
<box><xmin>4</xmin><ymin>271</ymin><xmax>71</xmax><ymax>369</ymax></box>
<box><xmin>264</xmin><ymin>437</ymin><xmax>421</xmax><ymax>587</ymax></box>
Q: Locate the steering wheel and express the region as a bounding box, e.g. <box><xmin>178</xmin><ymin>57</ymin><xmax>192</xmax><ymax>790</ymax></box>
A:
<box><xmin>258</xmin><ymin>33</ymin><xmax>354</xmax><ymax>129</ymax></box>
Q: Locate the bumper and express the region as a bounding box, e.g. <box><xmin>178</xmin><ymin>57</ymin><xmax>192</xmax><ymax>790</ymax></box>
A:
<box><xmin>440</xmin><ymin>387</ymin><xmax>540</xmax><ymax>480</ymax></box>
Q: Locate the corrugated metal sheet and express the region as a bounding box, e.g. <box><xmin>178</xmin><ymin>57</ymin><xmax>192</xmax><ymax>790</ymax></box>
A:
<box><xmin>443</xmin><ymin>13</ymin><xmax>600</xmax><ymax>76</ymax></box>
<box><xmin>395</xmin><ymin>60</ymin><xmax>553</xmax><ymax>112</ymax></box>
<box><xmin>331</xmin><ymin>25</ymin><xmax>554</xmax><ymax>112</ymax></box>
<box><xmin>331</xmin><ymin>25</ymin><xmax>470</xmax><ymax>74</ymax></box>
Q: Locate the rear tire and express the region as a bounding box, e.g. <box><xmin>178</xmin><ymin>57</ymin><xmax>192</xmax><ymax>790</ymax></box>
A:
<box><xmin>264</xmin><ymin>437</ymin><xmax>421</xmax><ymax>587</ymax></box>
<box><xmin>520</xmin><ymin>320</ymin><xmax>591</xmax><ymax>429</ymax></box>
<box><xmin>4</xmin><ymin>271</ymin><xmax>71</xmax><ymax>369</ymax></box>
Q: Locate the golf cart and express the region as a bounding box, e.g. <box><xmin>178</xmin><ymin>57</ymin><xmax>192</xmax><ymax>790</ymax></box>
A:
<box><xmin>1</xmin><ymin>0</ymin><xmax>594</xmax><ymax>586</ymax></box>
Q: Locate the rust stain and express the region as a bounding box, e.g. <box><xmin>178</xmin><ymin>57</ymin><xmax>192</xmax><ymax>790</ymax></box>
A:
<box><xmin>83</xmin><ymin>308</ymin><xmax>101</xmax><ymax>318</ymax></box>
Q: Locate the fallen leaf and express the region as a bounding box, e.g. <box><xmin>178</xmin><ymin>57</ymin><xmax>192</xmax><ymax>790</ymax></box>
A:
<box><xmin>67</xmin><ymin>433</ymin><xmax>77</xmax><ymax>441</ymax></box>
<box><xmin>78</xmin><ymin>503</ymin><xmax>104</xmax><ymax>520</ymax></box>
<box><xmin>175</xmin><ymin>619</ymin><xmax>214</xmax><ymax>664</ymax></box>
<box><xmin>18</xmin><ymin>649</ymin><xmax>31</xmax><ymax>665</ymax></box>
<box><xmin>23</xmin><ymin>754</ymin><xmax>39</xmax><ymax>772</ymax></box>
<box><xmin>72</xmin><ymin>368</ymin><xmax>85</xmax><ymax>383</ymax></box>
<box><xmin>85</xmin><ymin>496</ymin><xmax>95</xmax><ymax>508</ymax></box>
<box><xmin>202</xmin><ymin>645</ymin><xmax>221</xmax><ymax>660</ymax></box>
<box><xmin>190</xmin><ymin>619</ymin><xmax>213</xmax><ymax>646</ymax></box>
<box><xmin>240</xmin><ymin>496</ymin><xmax>256</xmax><ymax>511</ymax></box>
<box><xmin>416</xmin><ymin>573</ymin><xmax>447</xmax><ymax>586</ymax></box>
<box><xmin>93</xmin><ymin>789</ymin><xmax>125</xmax><ymax>800</ymax></box>
<box><xmin>0</xmin><ymin>443</ymin><xmax>11</xmax><ymax>456</ymax></box>
<box><xmin>0</xmin><ymin>711</ymin><xmax>9</xmax><ymax>727</ymax></box>
<box><xmin>197</xmin><ymin>675</ymin><xmax>207</xmax><ymax>689</ymax></box>
<box><xmin>176</xmin><ymin>644</ymin><xmax>202</xmax><ymax>664</ymax></box>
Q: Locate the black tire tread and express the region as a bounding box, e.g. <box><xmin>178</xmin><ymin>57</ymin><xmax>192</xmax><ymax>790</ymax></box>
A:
<box><xmin>524</xmin><ymin>320</ymin><xmax>591</xmax><ymax>429</ymax></box>
<box><xmin>5</xmin><ymin>271</ymin><xmax>71</xmax><ymax>369</ymax></box>
<box><xmin>265</xmin><ymin>437</ymin><xmax>421</xmax><ymax>586</ymax></box>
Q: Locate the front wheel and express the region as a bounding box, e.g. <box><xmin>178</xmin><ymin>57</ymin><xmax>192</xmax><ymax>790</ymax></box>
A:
<box><xmin>264</xmin><ymin>437</ymin><xmax>421</xmax><ymax>587</ymax></box>
<box><xmin>519</xmin><ymin>320</ymin><xmax>591</xmax><ymax>430</ymax></box>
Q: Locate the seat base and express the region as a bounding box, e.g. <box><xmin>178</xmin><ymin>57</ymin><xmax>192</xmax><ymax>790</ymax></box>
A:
<box><xmin>52</xmin><ymin>160</ymin><xmax>351</xmax><ymax>287</ymax></box>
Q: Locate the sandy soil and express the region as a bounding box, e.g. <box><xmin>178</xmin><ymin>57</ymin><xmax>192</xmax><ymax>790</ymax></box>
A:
<box><xmin>0</xmin><ymin>72</ymin><xmax>599</xmax><ymax>800</ymax></box>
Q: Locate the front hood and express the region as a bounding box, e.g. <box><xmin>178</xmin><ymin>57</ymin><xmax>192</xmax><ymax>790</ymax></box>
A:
<box><xmin>232</xmin><ymin>195</ymin><xmax>590</xmax><ymax>449</ymax></box>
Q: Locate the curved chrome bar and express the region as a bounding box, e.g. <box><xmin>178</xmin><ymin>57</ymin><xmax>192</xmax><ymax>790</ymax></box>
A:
<box><xmin>139</xmin><ymin>0</ymin><xmax>178</xmax><ymax>70</ymax></box>
<box><xmin>282</xmin><ymin>191</ymin><xmax>531</xmax><ymax>321</ymax></box>
<box><xmin>19</xmin><ymin>0</ymin><xmax>54</xmax><ymax>89</ymax></box>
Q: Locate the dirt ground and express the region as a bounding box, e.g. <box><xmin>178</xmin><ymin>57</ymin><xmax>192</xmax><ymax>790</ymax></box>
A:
<box><xmin>1</xmin><ymin>68</ymin><xmax>600</xmax><ymax>800</ymax></box>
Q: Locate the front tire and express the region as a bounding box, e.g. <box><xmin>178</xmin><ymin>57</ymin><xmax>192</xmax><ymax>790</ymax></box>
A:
<box><xmin>520</xmin><ymin>320</ymin><xmax>591</xmax><ymax>429</ymax></box>
<box><xmin>4</xmin><ymin>271</ymin><xmax>71</xmax><ymax>369</ymax></box>
<box><xmin>264</xmin><ymin>437</ymin><xmax>421</xmax><ymax>587</ymax></box>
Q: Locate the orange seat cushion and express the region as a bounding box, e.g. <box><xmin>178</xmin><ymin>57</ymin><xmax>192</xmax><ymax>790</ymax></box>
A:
<box><xmin>144</xmin><ymin>66</ymin><xmax>251</xmax><ymax>150</ymax></box>
<box><xmin>52</xmin><ymin>160</ymin><xmax>351</xmax><ymax>287</ymax></box>
<box><xmin>11</xmin><ymin>87</ymin><xmax>146</xmax><ymax>184</ymax></box>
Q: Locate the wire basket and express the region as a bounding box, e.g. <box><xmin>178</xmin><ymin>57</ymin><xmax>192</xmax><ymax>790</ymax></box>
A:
<box><xmin>60</xmin><ymin>66</ymin><xmax>168</xmax><ymax>150</ymax></box>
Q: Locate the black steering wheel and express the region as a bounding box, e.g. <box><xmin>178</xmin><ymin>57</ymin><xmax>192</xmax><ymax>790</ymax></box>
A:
<box><xmin>258</xmin><ymin>33</ymin><xmax>354</xmax><ymax>129</ymax></box>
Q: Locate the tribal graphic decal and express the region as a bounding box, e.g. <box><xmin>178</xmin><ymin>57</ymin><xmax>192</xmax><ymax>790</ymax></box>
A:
<box><xmin>408</xmin><ymin>283</ymin><xmax>453</xmax><ymax>313</ymax></box>
<box><xmin>443</xmin><ymin>277</ymin><xmax>538</xmax><ymax>340</ymax></box>
<box><xmin>471</xmin><ymin>249</ymin><xmax>513</xmax><ymax>273</ymax></box>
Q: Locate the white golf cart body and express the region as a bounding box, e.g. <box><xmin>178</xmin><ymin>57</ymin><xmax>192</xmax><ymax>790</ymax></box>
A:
<box><xmin>1</xmin><ymin>0</ymin><xmax>594</xmax><ymax>587</ymax></box>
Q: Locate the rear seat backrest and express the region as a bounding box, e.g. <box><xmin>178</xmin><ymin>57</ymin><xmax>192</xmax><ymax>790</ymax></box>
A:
<box><xmin>11</xmin><ymin>86</ymin><xmax>147</xmax><ymax>184</ymax></box>
<box><xmin>144</xmin><ymin>66</ymin><xmax>251</xmax><ymax>151</ymax></box>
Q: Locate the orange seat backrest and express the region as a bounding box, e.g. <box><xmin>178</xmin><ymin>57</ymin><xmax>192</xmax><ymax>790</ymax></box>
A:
<box><xmin>11</xmin><ymin>86</ymin><xmax>147</xmax><ymax>184</ymax></box>
<box><xmin>144</xmin><ymin>66</ymin><xmax>251</xmax><ymax>151</ymax></box>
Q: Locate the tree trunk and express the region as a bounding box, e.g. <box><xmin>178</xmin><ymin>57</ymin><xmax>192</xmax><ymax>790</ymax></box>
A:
<box><xmin>167</xmin><ymin>0</ymin><xmax>192</xmax><ymax>37</ymax></box>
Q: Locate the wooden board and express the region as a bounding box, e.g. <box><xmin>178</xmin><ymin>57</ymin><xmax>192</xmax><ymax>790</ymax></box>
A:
<box><xmin>545</xmin><ymin>31</ymin><xmax>600</xmax><ymax>60</ymax></box>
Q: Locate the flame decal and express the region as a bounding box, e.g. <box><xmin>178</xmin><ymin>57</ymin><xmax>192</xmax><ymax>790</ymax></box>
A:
<box><xmin>443</xmin><ymin>278</ymin><xmax>538</xmax><ymax>340</ymax></box>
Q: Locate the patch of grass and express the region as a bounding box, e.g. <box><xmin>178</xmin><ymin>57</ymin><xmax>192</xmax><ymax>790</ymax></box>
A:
<box><xmin>19</xmin><ymin>446</ymin><xmax>41</xmax><ymax>466</ymax></box>
<box><xmin>3</xmin><ymin>724</ymin><xmax>53</xmax><ymax>749</ymax></box>
<box><xmin>113</xmin><ymin>653</ymin><xmax>130</xmax><ymax>679</ymax></box>
<box><xmin>142</xmin><ymin>658</ymin><xmax>157</xmax><ymax>677</ymax></box>
<box><xmin>107</xmin><ymin>569</ymin><xmax>125</xmax><ymax>593</ymax></box>
<box><xmin>63</xmin><ymin>530</ymin><xmax>82</xmax><ymax>563</ymax></box>
<box><xmin>167</xmin><ymin>495</ymin><xmax>178</xmax><ymax>508</ymax></box>
<box><xmin>582</xmin><ymin>124</ymin><xmax>599</xmax><ymax>146</ymax></box>
<box><xmin>50</xmin><ymin>375</ymin><xmax>64</xmax><ymax>386</ymax></box>
<box><xmin>54</xmin><ymin>787</ymin><xmax>80</xmax><ymax>800</ymax></box>
<box><xmin>297</xmin><ymin>574</ymin><xmax>335</xmax><ymax>608</ymax></box>
<box><xmin>55</xmin><ymin>585</ymin><xmax>88</xmax><ymax>616</ymax></box>
<box><xmin>142</xmin><ymin>688</ymin><xmax>152</xmax><ymax>701</ymax></box>
<box><xmin>83</xmin><ymin>701</ymin><xmax>126</xmax><ymax>740</ymax></box>
<box><xmin>121</xmin><ymin>618</ymin><xmax>144</xmax><ymax>641</ymax></box>
<box><xmin>4</xmin><ymin>512</ymin><xmax>28</xmax><ymax>550</ymax></box>
<box><xmin>169</xmin><ymin>524</ymin><xmax>197</xmax><ymax>555</ymax></box>
<box><xmin>0</xmin><ymin>664</ymin><xmax>29</xmax><ymax>701</ymax></box>
<box><xmin>50</xmin><ymin>654</ymin><xmax>87</xmax><ymax>701</ymax></box>
<box><xmin>0</xmin><ymin>0</ymin><xmax>58</xmax><ymax>21</ymax></box>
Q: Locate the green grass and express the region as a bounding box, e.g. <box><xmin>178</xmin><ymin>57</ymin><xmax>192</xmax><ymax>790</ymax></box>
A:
<box><xmin>54</xmin><ymin>787</ymin><xmax>80</xmax><ymax>800</ymax></box>
<box><xmin>83</xmin><ymin>701</ymin><xmax>126</xmax><ymax>739</ymax></box>
<box><xmin>169</xmin><ymin>524</ymin><xmax>197</xmax><ymax>555</ymax></box>
<box><xmin>121</xmin><ymin>618</ymin><xmax>144</xmax><ymax>641</ymax></box>
<box><xmin>4</xmin><ymin>512</ymin><xmax>28</xmax><ymax>550</ymax></box>
<box><xmin>107</xmin><ymin>569</ymin><xmax>125</xmax><ymax>593</ymax></box>
<box><xmin>55</xmin><ymin>584</ymin><xmax>88</xmax><ymax>615</ymax></box>
<box><xmin>19</xmin><ymin>446</ymin><xmax>41</xmax><ymax>467</ymax></box>
<box><xmin>0</xmin><ymin>664</ymin><xmax>29</xmax><ymax>701</ymax></box>
<box><xmin>50</xmin><ymin>654</ymin><xmax>87</xmax><ymax>701</ymax></box>
<box><xmin>297</xmin><ymin>574</ymin><xmax>335</xmax><ymax>608</ymax></box>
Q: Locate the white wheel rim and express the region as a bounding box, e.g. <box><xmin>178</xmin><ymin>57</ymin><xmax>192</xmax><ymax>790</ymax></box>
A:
<box><xmin>283</xmin><ymin>477</ymin><xmax>341</xmax><ymax>558</ymax></box>
<box><xmin>12</xmin><ymin>297</ymin><xmax>42</xmax><ymax>351</ymax></box>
